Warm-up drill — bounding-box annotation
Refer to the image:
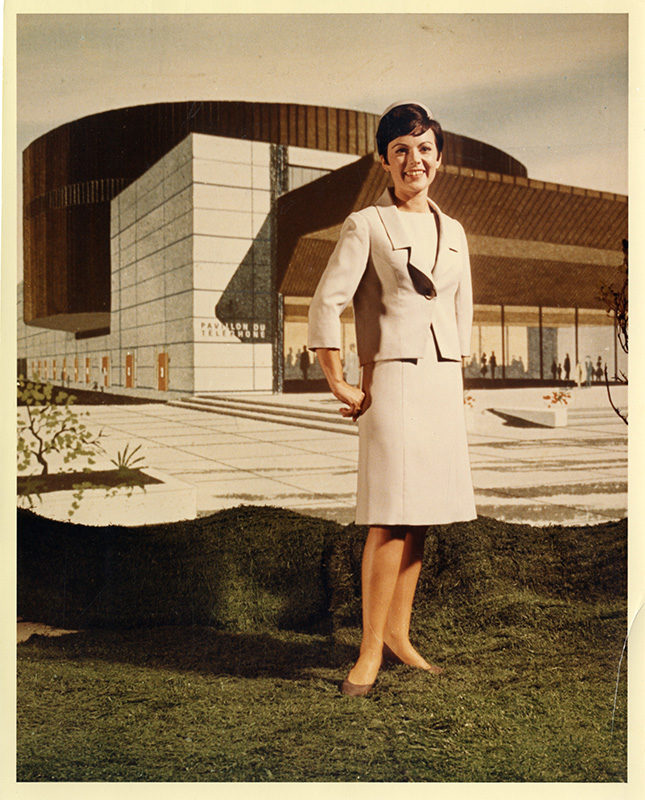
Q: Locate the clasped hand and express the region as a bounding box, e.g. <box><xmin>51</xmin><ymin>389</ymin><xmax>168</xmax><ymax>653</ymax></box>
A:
<box><xmin>333</xmin><ymin>382</ymin><xmax>366</xmax><ymax>422</ymax></box>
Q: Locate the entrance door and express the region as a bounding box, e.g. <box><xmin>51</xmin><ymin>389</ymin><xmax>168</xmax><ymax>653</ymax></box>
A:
<box><xmin>85</xmin><ymin>357</ymin><xmax>91</xmax><ymax>384</ymax></box>
<box><xmin>74</xmin><ymin>357</ymin><xmax>79</xmax><ymax>382</ymax></box>
<box><xmin>125</xmin><ymin>353</ymin><xmax>134</xmax><ymax>388</ymax></box>
<box><xmin>102</xmin><ymin>356</ymin><xmax>110</xmax><ymax>388</ymax></box>
<box><xmin>157</xmin><ymin>352</ymin><xmax>168</xmax><ymax>391</ymax></box>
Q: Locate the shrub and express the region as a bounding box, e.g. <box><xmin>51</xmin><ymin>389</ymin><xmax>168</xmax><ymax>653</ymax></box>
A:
<box><xmin>17</xmin><ymin>378</ymin><xmax>103</xmax><ymax>478</ymax></box>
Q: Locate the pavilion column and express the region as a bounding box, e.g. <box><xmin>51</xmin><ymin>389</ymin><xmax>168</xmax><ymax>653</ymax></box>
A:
<box><xmin>539</xmin><ymin>305</ymin><xmax>543</xmax><ymax>380</ymax></box>
<box><xmin>500</xmin><ymin>304</ymin><xmax>506</xmax><ymax>380</ymax></box>
<box><xmin>574</xmin><ymin>306</ymin><xmax>579</xmax><ymax>367</ymax></box>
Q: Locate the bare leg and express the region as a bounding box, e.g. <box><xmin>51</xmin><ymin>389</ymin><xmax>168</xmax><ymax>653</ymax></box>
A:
<box><xmin>383</xmin><ymin>527</ymin><xmax>443</xmax><ymax>673</ymax></box>
<box><xmin>345</xmin><ymin>526</ymin><xmax>406</xmax><ymax>686</ymax></box>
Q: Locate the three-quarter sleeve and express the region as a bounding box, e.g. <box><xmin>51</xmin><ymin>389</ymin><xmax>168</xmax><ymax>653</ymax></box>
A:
<box><xmin>307</xmin><ymin>213</ymin><xmax>370</xmax><ymax>351</ymax></box>
<box><xmin>454</xmin><ymin>223</ymin><xmax>473</xmax><ymax>358</ymax></box>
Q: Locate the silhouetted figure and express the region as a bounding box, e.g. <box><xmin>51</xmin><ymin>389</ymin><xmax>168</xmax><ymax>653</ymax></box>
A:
<box><xmin>480</xmin><ymin>352</ymin><xmax>488</xmax><ymax>378</ymax></box>
<box><xmin>557</xmin><ymin>362</ymin><xmax>562</xmax><ymax>380</ymax></box>
<box><xmin>575</xmin><ymin>361</ymin><xmax>583</xmax><ymax>388</ymax></box>
<box><xmin>564</xmin><ymin>353</ymin><xmax>571</xmax><ymax>381</ymax></box>
<box><xmin>595</xmin><ymin>356</ymin><xmax>604</xmax><ymax>383</ymax></box>
<box><xmin>584</xmin><ymin>356</ymin><xmax>593</xmax><ymax>387</ymax></box>
<box><xmin>489</xmin><ymin>351</ymin><xmax>497</xmax><ymax>379</ymax></box>
<box><xmin>299</xmin><ymin>346</ymin><xmax>310</xmax><ymax>381</ymax></box>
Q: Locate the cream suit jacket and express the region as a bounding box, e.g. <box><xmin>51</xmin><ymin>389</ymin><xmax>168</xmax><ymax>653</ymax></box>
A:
<box><xmin>307</xmin><ymin>188</ymin><xmax>473</xmax><ymax>364</ymax></box>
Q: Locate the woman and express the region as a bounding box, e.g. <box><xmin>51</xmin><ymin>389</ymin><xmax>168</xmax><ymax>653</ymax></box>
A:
<box><xmin>308</xmin><ymin>101</ymin><xmax>476</xmax><ymax>696</ymax></box>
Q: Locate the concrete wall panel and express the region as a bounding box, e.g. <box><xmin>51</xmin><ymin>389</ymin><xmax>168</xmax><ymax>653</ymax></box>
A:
<box><xmin>136</xmin><ymin>274</ymin><xmax>166</xmax><ymax>306</ymax></box>
<box><xmin>194</xmin><ymin>366</ymin><xmax>255</xmax><ymax>392</ymax></box>
<box><xmin>192</xmin><ymin>133</ymin><xmax>253</xmax><ymax>164</ymax></box>
<box><xmin>165</xmin><ymin>265</ymin><xmax>193</xmax><ymax>295</ymax></box>
<box><xmin>163</xmin><ymin>161</ymin><xmax>193</xmax><ymax>199</ymax></box>
<box><xmin>251</xmin><ymin>166</ymin><xmax>271</xmax><ymax>191</ymax></box>
<box><xmin>193</xmin><ymin>235</ymin><xmax>252</xmax><ymax>265</ymax></box>
<box><xmin>251</xmin><ymin>141</ymin><xmax>271</xmax><ymax>166</ymax></box>
<box><xmin>163</xmin><ymin>214</ymin><xmax>192</xmax><ymax>247</ymax></box>
<box><xmin>137</xmin><ymin>298</ymin><xmax>167</xmax><ymax>327</ymax></box>
<box><xmin>193</xmin><ymin>183</ymin><xmax>254</xmax><ymax>213</ymax></box>
<box><xmin>137</xmin><ymin>227</ymin><xmax>166</xmax><ymax>260</ymax></box>
<box><xmin>193</xmin><ymin>208</ymin><xmax>253</xmax><ymax>239</ymax></box>
<box><xmin>252</xmin><ymin>366</ymin><xmax>273</xmax><ymax>390</ymax></box>
<box><xmin>194</xmin><ymin>341</ymin><xmax>254</xmax><ymax>368</ymax></box>
<box><xmin>253</xmin><ymin>343</ymin><xmax>273</xmax><ymax>368</ymax></box>
<box><xmin>164</xmin><ymin>291</ymin><xmax>193</xmax><ymax>322</ymax></box>
<box><xmin>193</xmin><ymin>262</ymin><xmax>238</xmax><ymax>292</ymax></box>
<box><xmin>165</xmin><ymin>317</ymin><xmax>193</xmax><ymax>344</ymax></box>
<box><xmin>194</xmin><ymin>159</ymin><xmax>252</xmax><ymax>189</ymax></box>
<box><xmin>137</xmin><ymin>253</ymin><xmax>164</xmax><ymax>284</ymax></box>
<box><xmin>164</xmin><ymin>187</ymin><xmax>193</xmax><ymax>223</ymax></box>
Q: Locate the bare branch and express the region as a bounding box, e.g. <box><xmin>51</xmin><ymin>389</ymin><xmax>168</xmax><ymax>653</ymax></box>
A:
<box><xmin>604</xmin><ymin>366</ymin><xmax>628</xmax><ymax>425</ymax></box>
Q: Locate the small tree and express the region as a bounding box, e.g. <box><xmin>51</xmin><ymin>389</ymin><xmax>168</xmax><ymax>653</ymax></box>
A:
<box><xmin>17</xmin><ymin>378</ymin><xmax>103</xmax><ymax>477</ymax></box>
<box><xmin>599</xmin><ymin>240</ymin><xmax>628</xmax><ymax>425</ymax></box>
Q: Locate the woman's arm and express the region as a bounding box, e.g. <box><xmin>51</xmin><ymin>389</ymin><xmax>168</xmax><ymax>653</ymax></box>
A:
<box><xmin>454</xmin><ymin>223</ymin><xmax>474</xmax><ymax>358</ymax></box>
<box><xmin>315</xmin><ymin>348</ymin><xmax>365</xmax><ymax>421</ymax></box>
<box><xmin>307</xmin><ymin>214</ymin><xmax>369</xmax><ymax>352</ymax></box>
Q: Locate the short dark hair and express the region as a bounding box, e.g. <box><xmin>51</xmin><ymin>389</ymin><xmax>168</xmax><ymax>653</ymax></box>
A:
<box><xmin>376</xmin><ymin>104</ymin><xmax>444</xmax><ymax>162</ymax></box>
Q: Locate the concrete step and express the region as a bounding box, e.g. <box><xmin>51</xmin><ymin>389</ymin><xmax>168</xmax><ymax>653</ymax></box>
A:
<box><xmin>177</xmin><ymin>394</ymin><xmax>353</xmax><ymax>426</ymax></box>
<box><xmin>193</xmin><ymin>392</ymin><xmax>334</xmax><ymax>415</ymax></box>
<box><xmin>168</xmin><ymin>396</ymin><xmax>357</xmax><ymax>436</ymax></box>
<box><xmin>487</xmin><ymin>405</ymin><xmax>627</xmax><ymax>427</ymax></box>
<box><xmin>567</xmin><ymin>406</ymin><xmax>627</xmax><ymax>425</ymax></box>
<box><xmin>168</xmin><ymin>394</ymin><xmax>626</xmax><ymax>434</ymax></box>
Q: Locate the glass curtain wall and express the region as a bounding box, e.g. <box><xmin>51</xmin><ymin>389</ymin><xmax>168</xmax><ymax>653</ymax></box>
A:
<box><xmin>542</xmin><ymin>307</ymin><xmax>576</xmax><ymax>382</ymax></box>
<box><xmin>283</xmin><ymin>299</ymin><xmax>625</xmax><ymax>388</ymax></box>
<box><xmin>578</xmin><ymin>308</ymin><xmax>620</xmax><ymax>385</ymax></box>
<box><xmin>282</xmin><ymin>297</ymin><xmax>356</xmax><ymax>385</ymax></box>
<box><xmin>466</xmin><ymin>304</ymin><xmax>623</xmax><ymax>384</ymax></box>
<box><xmin>465</xmin><ymin>305</ymin><xmax>503</xmax><ymax>380</ymax></box>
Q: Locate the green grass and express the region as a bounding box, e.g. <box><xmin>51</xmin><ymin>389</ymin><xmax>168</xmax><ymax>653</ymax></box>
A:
<box><xmin>17</xmin><ymin>508</ymin><xmax>627</xmax><ymax>782</ymax></box>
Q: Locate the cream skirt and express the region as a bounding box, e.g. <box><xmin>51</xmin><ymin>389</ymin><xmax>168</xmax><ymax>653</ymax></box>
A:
<box><xmin>355</xmin><ymin>341</ymin><xmax>476</xmax><ymax>526</ymax></box>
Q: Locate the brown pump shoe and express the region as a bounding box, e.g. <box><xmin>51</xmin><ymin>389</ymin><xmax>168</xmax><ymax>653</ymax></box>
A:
<box><xmin>340</xmin><ymin>678</ymin><xmax>374</xmax><ymax>697</ymax></box>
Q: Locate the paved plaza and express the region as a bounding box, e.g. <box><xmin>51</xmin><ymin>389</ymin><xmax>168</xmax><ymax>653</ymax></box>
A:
<box><xmin>64</xmin><ymin>385</ymin><xmax>627</xmax><ymax>527</ymax></box>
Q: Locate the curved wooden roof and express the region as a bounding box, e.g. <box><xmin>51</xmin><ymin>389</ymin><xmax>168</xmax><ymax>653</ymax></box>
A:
<box><xmin>278</xmin><ymin>157</ymin><xmax>627</xmax><ymax>309</ymax></box>
<box><xmin>23</xmin><ymin>101</ymin><xmax>526</xmax><ymax>332</ymax></box>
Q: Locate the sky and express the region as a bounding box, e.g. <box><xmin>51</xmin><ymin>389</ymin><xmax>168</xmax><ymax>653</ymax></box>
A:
<box><xmin>16</xmin><ymin>12</ymin><xmax>628</xmax><ymax>195</ymax></box>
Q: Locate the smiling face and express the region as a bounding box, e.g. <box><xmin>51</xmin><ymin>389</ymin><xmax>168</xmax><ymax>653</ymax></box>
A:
<box><xmin>380</xmin><ymin>128</ymin><xmax>442</xmax><ymax>204</ymax></box>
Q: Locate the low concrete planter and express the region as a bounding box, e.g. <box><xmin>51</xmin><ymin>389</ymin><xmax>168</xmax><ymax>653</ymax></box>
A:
<box><xmin>23</xmin><ymin>467</ymin><xmax>197</xmax><ymax>526</ymax></box>
<box><xmin>494</xmin><ymin>406</ymin><xmax>568</xmax><ymax>428</ymax></box>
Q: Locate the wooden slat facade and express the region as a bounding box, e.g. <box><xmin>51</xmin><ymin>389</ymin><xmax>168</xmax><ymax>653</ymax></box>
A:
<box><xmin>25</xmin><ymin>101</ymin><xmax>405</xmax><ymax>330</ymax></box>
<box><xmin>277</xmin><ymin>156</ymin><xmax>627</xmax><ymax>310</ymax></box>
<box><xmin>24</xmin><ymin>99</ymin><xmax>612</xmax><ymax>334</ymax></box>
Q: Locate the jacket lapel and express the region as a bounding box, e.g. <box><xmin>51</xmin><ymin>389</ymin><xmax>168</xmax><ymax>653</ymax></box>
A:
<box><xmin>374</xmin><ymin>188</ymin><xmax>445</xmax><ymax>290</ymax></box>
<box><xmin>426</xmin><ymin>196</ymin><xmax>446</xmax><ymax>274</ymax></box>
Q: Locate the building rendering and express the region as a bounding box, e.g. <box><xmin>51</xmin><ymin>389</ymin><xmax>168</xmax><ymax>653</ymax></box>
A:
<box><xmin>18</xmin><ymin>101</ymin><xmax>628</xmax><ymax>397</ymax></box>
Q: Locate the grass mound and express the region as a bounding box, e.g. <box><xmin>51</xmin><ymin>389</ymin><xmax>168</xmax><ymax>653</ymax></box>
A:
<box><xmin>328</xmin><ymin>516</ymin><xmax>626</xmax><ymax>628</ymax></box>
<box><xmin>17</xmin><ymin>506</ymin><xmax>627</xmax><ymax>781</ymax></box>
<box><xmin>18</xmin><ymin>506</ymin><xmax>625</xmax><ymax>635</ymax></box>
<box><xmin>17</xmin><ymin>505</ymin><xmax>341</xmax><ymax>631</ymax></box>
